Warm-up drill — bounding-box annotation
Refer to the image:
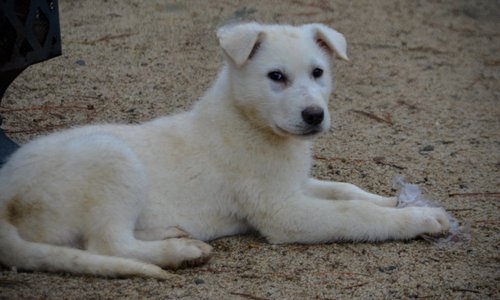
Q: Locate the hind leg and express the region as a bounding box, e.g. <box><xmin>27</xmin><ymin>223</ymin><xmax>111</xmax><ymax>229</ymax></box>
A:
<box><xmin>86</xmin><ymin>231</ymin><xmax>212</xmax><ymax>269</ymax></box>
<box><xmin>70</xmin><ymin>134</ymin><xmax>212</xmax><ymax>268</ymax></box>
<box><xmin>86</xmin><ymin>211</ymin><xmax>211</xmax><ymax>269</ymax></box>
<box><xmin>85</xmin><ymin>213</ymin><xmax>212</xmax><ymax>269</ymax></box>
<box><xmin>134</xmin><ymin>227</ymin><xmax>191</xmax><ymax>241</ymax></box>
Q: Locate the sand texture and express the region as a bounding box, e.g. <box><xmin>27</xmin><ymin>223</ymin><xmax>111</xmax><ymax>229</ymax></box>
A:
<box><xmin>0</xmin><ymin>0</ymin><xmax>498</xmax><ymax>299</ymax></box>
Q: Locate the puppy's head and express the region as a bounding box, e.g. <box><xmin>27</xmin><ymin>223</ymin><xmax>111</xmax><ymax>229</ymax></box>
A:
<box><xmin>217</xmin><ymin>22</ymin><xmax>348</xmax><ymax>138</ymax></box>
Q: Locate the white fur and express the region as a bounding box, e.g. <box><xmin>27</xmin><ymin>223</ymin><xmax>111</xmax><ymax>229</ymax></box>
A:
<box><xmin>0</xmin><ymin>23</ymin><xmax>450</xmax><ymax>279</ymax></box>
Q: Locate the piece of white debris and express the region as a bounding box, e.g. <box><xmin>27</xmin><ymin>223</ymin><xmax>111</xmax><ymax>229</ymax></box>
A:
<box><xmin>393</xmin><ymin>176</ymin><xmax>470</xmax><ymax>246</ymax></box>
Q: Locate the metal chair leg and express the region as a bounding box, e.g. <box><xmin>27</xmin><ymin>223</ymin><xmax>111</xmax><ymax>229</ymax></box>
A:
<box><xmin>0</xmin><ymin>0</ymin><xmax>62</xmax><ymax>167</ymax></box>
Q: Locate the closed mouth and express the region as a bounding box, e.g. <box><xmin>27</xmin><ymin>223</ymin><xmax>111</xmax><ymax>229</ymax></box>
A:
<box><xmin>274</xmin><ymin>124</ymin><xmax>322</xmax><ymax>138</ymax></box>
<box><xmin>301</xmin><ymin>128</ymin><xmax>322</xmax><ymax>136</ymax></box>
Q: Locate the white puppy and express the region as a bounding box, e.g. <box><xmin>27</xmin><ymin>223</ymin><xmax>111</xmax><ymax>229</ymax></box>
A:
<box><xmin>0</xmin><ymin>23</ymin><xmax>450</xmax><ymax>279</ymax></box>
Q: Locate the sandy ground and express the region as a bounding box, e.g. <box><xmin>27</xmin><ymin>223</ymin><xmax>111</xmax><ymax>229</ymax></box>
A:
<box><xmin>1</xmin><ymin>0</ymin><xmax>499</xmax><ymax>299</ymax></box>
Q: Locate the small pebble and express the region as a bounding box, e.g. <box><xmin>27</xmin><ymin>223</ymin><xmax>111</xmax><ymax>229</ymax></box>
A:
<box><xmin>378</xmin><ymin>265</ymin><xmax>397</xmax><ymax>273</ymax></box>
<box><xmin>75</xmin><ymin>59</ymin><xmax>86</xmax><ymax>66</ymax></box>
<box><xmin>419</xmin><ymin>145</ymin><xmax>434</xmax><ymax>154</ymax></box>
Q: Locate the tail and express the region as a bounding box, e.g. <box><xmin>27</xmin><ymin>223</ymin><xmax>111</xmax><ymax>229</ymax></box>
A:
<box><xmin>0</xmin><ymin>220</ymin><xmax>173</xmax><ymax>280</ymax></box>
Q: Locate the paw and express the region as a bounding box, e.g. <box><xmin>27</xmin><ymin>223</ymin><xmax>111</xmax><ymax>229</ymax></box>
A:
<box><xmin>408</xmin><ymin>207</ymin><xmax>451</xmax><ymax>237</ymax></box>
<box><xmin>169</xmin><ymin>238</ymin><xmax>213</xmax><ymax>269</ymax></box>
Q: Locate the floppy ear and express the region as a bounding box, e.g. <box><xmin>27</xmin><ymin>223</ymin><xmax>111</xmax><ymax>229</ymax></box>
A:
<box><xmin>217</xmin><ymin>22</ymin><xmax>263</xmax><ymax>67</ymax></box>
<box><xmin>304</xmin><ymin>24</ymin><xmax>349</xmax><ymax>61</ymax></box>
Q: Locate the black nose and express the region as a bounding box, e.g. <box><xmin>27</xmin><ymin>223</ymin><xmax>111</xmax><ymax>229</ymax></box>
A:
<box><xmin>301</xmin><ymin>106</ymin><xmax>324</xmax><ymax>126</ymax></box>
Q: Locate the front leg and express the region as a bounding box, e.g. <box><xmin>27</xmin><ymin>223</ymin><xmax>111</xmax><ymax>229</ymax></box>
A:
<box><xmin>306</xmin><ymin>178</ymin><xmax>398</xmax><ymax>207</ymax></box>
<box><xmin>252</xmin><ymin>194</ymin><xmax>450</xmax><ymax>244</ymax></box>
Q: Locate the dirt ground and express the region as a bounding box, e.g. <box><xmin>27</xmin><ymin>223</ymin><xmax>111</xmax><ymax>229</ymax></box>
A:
<box><xmin>1</xmin><ymin>0</ymin><xmax>499</xmax><ymax>299</ymax></box>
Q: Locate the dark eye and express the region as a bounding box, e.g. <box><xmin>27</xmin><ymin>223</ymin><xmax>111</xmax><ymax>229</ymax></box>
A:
<box><xmin>268</xmin><ymin>71</ymin><xmax>286</xmax><ymax>83</ymax></box>
<box><xmin>312</xmin><ymin>68</ymin><xmax>323</xmax><ymax>79</ymax></box>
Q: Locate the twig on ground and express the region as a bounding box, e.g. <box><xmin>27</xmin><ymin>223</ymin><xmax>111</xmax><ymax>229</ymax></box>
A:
<box><xmin>197</xmin><ymin>266</ymin><xmax>370</xmax><ymax>279</ymax></box>
<box><xmin>308</xmin><ymin>271</ymin><xmax>370</xmax><ymax>277</ymax></box>
<box><xmin>371</xmin><ymin>156</ymin><xmax>405</xmax><ymax>170</ymax></box>
<box><xmin>343</xmin><ymin>245</ymin><xmax>362</xmax><ymax>255</ymax></box>
<box><xmin>417</xmin><ymin>295</ymin><xmax>441</xmax><ymax>299</ymax></box>
<box><xmin>0</xmin><ymin>104</ymin><xmax>95</xmax><ymax>113</ymax></box>
<box><xmin>0</xmin><ymin>279</ymin><xmax>28</xmax><ymax>288</ymax></box>
<box><xmin>343</xmin><ymin>282</ymin><xmax>368</xmax><ymax>289</ymax></box>
<box><xmin>1</xmin><ymin>103</ymin><xmax>99</xmax><ymax>135</ymax></box>
<box><xmin>350</xmin><ymin>42</ymin><xmax>400</xmax><ymax>50</ymax></box>
<box><xmin>314</xmin><ymin>155</ymin><xmax>405</xmax><ymax>170</ymax></box>
<box><xmin>396</xmin><ymin>99</ymin><xmax>421</xmax><ymax>111</ymax></box>
<box><xmin>406</xmin><ymin>46</ymin><xmax>447</xmax><ymax>55</ymax></box>
<box><xmin>448</xmin><ymin>192</ymin><xmax>500</xmax><ymax>197</ymax></box>
<box><xmin>4</xmin><ymin>124</ymin><xmax>71</xmax><ymax>134</ymax></box>
<box><xmin>313</xmin><ymin>155</ymin><xmax>367</xmax><ymax>163</ymax></box>
<box><xmin>475</xmin><ymin>220</ymin><xmax>500</xmax><ymax>224</ymax></box>
<box><xmin>295</xmin><ymin>11</ymin><xmax>320</xmax><ymax>17</ymax></box>
<box><xmin>465</xmin><ymin>75</ymin><xmax>484</xmax><ymax>90</ymax></box>
<box><xmin>451</xmin><ymin>287</ymin><xmax>480</xmax><ymax>294</ymax></box>
<box><xmin>230</xmin><ymin>292</ymin><xmax>268</xmax><ymax>300</ymax></box>
<box><xmin>289</xmin><ymin>0</ymin><xmax>334</xmax><ymax>12</ymax></box>
<box><xmin>85</xmin><ymin>32</ymin><xmax>136</xmax><ymax>44</ymax></box>
<box><xmin>350</xmin><ymin>109</ymin><xmax>393</xmax><ymax>125</ymax></box>
<box><xmin>484</xmin><ymin>60</ymin><xmax>500</xmax><ymax>66</ymax></box>
<box><xmin>196</xmin><ymin>267</ymin><xmax>240</xmax><ymax>274</ymax></box>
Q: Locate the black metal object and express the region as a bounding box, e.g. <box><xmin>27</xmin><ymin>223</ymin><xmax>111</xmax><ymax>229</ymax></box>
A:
<box><xmin>0</xmin><ymin>0</ymin><xmax>62</xmax><ymax>166</ymax></box>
